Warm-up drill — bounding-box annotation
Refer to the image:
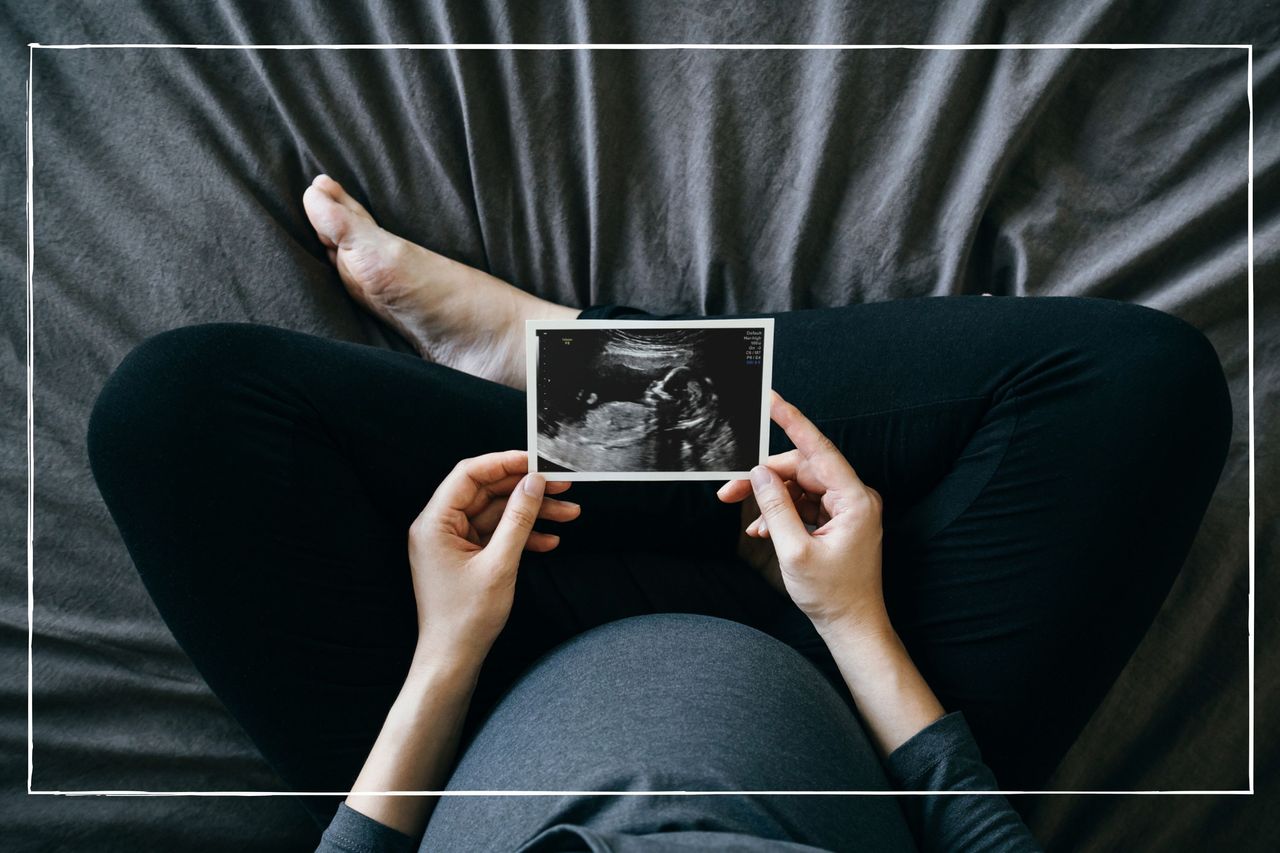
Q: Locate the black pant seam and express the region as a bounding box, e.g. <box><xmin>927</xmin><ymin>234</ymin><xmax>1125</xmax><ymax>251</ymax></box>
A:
<box><xmin>913</xmin><ymin>393</ymin><xmax>1022</xmax><ymax>545</ymax></box>
<box><xmin>805</xmin><ymin>392</ymin><xmax>993</xmax><ymax>428</ymax></box>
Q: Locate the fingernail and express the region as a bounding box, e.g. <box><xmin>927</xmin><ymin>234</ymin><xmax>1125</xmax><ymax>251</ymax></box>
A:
<box><xmin>750</xmin><ymin>466</ymin><xmax>770</xmax><ymax>489</ymax></box>
<box><xmin>524</xmin><ymin>473</ymin><xmax>546</xmax><ymax>497</ymax></box>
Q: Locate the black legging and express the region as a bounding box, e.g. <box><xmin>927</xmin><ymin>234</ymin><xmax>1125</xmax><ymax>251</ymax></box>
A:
<box><xmin>87</xmin><ymin>296</ymin><xmax>1229</xmax><ymax>810</ymax></box>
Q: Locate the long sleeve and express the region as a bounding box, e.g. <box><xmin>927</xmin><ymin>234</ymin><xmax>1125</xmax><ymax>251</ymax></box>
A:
<box><xmin>885</xmin><ymin>712</ymin><xmax>1042</xmax><ymax>853</ymax></box>
<box><xmin>315</xmin><ymin>804</ymin><xmax>420</xmax><ymax>853</ymax></box>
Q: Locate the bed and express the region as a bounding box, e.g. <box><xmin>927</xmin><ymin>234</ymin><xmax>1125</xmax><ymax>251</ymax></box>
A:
<box><xmin>3</xmin><ymin>1</ymin><xmax>1275</xmax><ymax>849</ymax></box>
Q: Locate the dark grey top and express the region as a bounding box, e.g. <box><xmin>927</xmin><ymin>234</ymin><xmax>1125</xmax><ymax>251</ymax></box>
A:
<box><xmin>316</xmin><ymin>614</ymin><xmax>1040</xmax><ymax>852</ymax></box>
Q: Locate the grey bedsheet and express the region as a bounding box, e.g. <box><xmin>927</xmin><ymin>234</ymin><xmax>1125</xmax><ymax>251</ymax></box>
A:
<box><xmin>2</xmin><ymin>2</ymin><xmax>1276</xmax><ymax>850</ymax></box>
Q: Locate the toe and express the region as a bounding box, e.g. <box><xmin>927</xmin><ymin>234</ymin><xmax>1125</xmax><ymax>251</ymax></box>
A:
<box><xmin>302</xmin><ymin>183</ymin><xmax>349</xmax><ymax>249</ymax></box>
<box><xmin>312</xmin><ymin>174</ymin><xmax>371</xmax><ymax>217</ymax></box>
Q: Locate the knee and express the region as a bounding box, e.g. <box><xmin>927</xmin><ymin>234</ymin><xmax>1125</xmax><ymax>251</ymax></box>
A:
<box><xmin>87</xmin><ymin>323</ymin><xmax>280</xmax><ymax>482</ymax></box>
<box><xmin>1090</xmin><ymin>302</ymin><xmax>1232</xmax><ymax>470</ymax></box>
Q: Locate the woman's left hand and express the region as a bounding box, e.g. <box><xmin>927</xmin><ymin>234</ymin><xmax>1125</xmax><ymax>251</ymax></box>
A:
<box><xmin>407</xmin><ymin>450</ymin><xmax>579</xmax><ymax>670</ymax></box>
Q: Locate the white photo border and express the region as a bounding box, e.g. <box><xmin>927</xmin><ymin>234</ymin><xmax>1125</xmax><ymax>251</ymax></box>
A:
<box><xmin>26</xmin><ymin>42</ymin><xmax>1254</xmax><ymax>798</ymax></box>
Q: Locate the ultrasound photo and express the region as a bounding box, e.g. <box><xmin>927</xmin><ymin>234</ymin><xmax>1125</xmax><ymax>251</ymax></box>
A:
<box><xmin>526</xmin><ymin>320</ymin><xmax>774</xmax><ymax>480</ymax></box>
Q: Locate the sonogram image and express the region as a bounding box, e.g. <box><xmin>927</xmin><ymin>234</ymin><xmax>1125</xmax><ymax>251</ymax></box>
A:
<box><xmin>534</xmin><ymin>326</ymin><xmax>766</xmax><ymax>474</ymax></box>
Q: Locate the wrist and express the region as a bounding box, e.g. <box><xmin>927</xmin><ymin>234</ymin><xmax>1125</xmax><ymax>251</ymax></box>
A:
<box><xmin>407</xmin><ymin>640</ymin><xmax>485</xmax><ymax>690</ymax></box>
<box><xmin>812</xmin><ymin>600</ymin><xmax>894</xmax><ymax>646</ymax></box>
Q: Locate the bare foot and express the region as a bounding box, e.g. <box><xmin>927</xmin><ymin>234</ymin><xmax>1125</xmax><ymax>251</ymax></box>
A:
<box><xmin>302</xmin><ymin>174</ymin><xmax>577</xmax><ymax>389</ymax></box>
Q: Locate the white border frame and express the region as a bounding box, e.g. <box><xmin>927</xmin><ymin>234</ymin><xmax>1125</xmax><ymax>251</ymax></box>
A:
<box><xmin>25</xmin><ymin>41</ymin><xmax>1254</xmax><ymax>798</ymax></box>
<box><xmin>526</xmin><ymin>319</ymin><xmax>774</xmax><ymax>481</ymax></box>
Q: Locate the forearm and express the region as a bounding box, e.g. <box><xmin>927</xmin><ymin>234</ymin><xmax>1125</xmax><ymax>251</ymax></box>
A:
<box><xmin>823</xmin><ymin>618</ymin><xmax>1043</xmax><ymax>850</ymax></box>
<box><xmin>344</xmin><ymin>646</ymin><xmax>481</xmax><ymax>837</ymax></box>
<box><xmin>819</xmin><ymin>617</ymin><xmax>945</xmax><ymax>756</ymax></box>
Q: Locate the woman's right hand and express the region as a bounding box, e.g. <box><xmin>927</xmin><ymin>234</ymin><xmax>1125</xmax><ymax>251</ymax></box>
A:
<box><xmin>721</xmin><ymin>392</ymin><xmax>945</xmax><ymax>757</ymax></box>
<box><xmin>717</xmin><ymin>391</ymin><xmax>889</xmax><ymax>641</ymax></box>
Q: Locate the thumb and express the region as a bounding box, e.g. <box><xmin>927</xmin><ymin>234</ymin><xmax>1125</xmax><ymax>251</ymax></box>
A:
<box><xmin>749</xmin><ymin>465</ymin><xmax>808</xmax><ymax>557</ymax></box>
<box><xmin>486</xmin><ymin>473</ymin><xmax>546</xmax><ymax>567</ymax></box>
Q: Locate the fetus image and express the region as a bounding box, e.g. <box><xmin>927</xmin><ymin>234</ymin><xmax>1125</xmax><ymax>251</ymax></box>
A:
<box><xmin>535</xmin><ymin>327</ymin><xmax>765</xmax><ymax>474</ymax></box>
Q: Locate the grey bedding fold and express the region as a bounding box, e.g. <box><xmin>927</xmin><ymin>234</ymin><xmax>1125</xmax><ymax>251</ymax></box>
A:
<box><xmin>1</xmin><ymin>1</ymin><xmax>1275</xmax><ymax>850</ymax></box>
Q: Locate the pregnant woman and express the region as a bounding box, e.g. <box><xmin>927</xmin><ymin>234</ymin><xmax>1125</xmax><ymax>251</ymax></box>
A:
<box><xmin>87</xmin><ymin>175</ymin><xmax>1231</xmax><ymax>852</ymax></box>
